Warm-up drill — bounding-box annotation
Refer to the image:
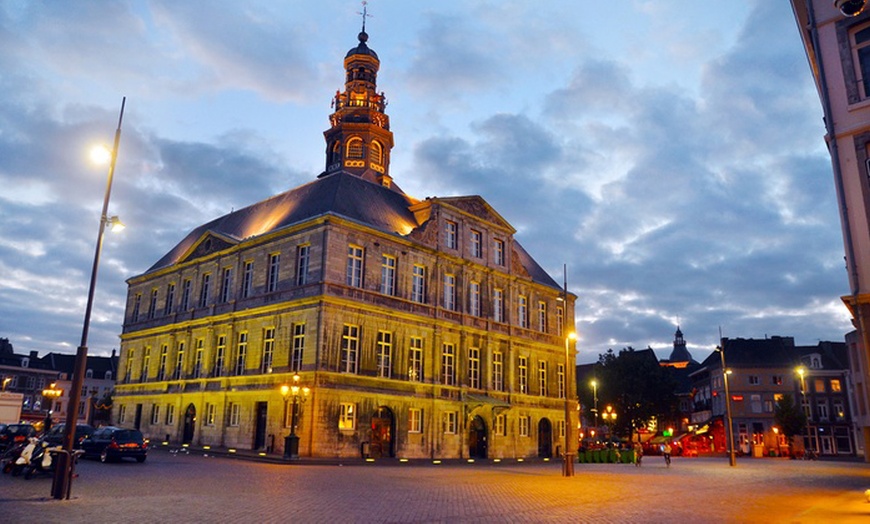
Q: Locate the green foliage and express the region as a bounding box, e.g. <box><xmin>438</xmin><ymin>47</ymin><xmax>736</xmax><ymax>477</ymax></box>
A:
<box><xmin>773</xmin><ymin>393</ymin><xmax>806</xmax><ymax>442</ymax></box>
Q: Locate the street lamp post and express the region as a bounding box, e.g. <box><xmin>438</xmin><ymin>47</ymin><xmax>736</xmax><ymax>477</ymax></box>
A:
<box><xmin>590</xmin><ymin>379</ymin><xmax>599</xmax><ymax>437</ymax></box>
<box><xmin>51</xmin><ymin>98</ymin><xmax>126</xmax><ymax>500</ymax></box>
<box><xmin>796</xmin><ymin>366</ymin><xmax>813</xmax><ymax>455</ymax></box>
<box><xmin>281</xmin><ymin>374</ymin><xmax>310</xmax><ymax>459</ymax></box>
<box><xmin>602</xmin><ymin>405</ymin><xmax>617</xmax><ymax>437</ymax></box>
<box><xmin>564</xmin><ymin>331</ymin><xmax>577</xmax><ymax>477</ymax></box>
<box><xmin>716</xmin><ymin>345</ymin><xmax>736</xmax><ymax>467</ymax></box>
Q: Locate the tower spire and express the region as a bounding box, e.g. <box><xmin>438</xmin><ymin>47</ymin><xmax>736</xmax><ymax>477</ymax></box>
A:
<box><xmin>358</xmin><ymin>1</ymin><xmax>372</xmax><ymax>34</ymax></box>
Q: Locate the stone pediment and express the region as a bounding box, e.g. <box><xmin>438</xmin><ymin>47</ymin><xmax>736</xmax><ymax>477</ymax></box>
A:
<box><xmin>438</xmin><ymin>196</ymin><xmax>515</xmax><ymax>233</ymax></box>
<box><xmin>178</xmin><ymin>231</ymin><xmax>240</xmax><ymax>264</ymax></box>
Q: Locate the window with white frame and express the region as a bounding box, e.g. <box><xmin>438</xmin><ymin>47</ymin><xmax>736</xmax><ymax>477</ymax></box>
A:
<box><xmin>494</xmin><ymin>239</ymin><xmax>505</xmax><ymax>266</ymax></box>
<box><xmin>492</xmin><ymin>352</ymin><xmax>504</xmax><ymax>392</ymax></box>
<box><xmin>557</xmin><ymin>363</ymin><xmax>565</xmax><ymax>399</ymax></box>
<box><xmin>380</xmin><ymin>254</ymin><xmax>397</xmax><ymax>295</ymax></box>
<box><xmin>469</xmin><ymin>281</ymin><xmax>481</xmax><ymax>316</ymax></box>
<box><xmin>409</xmin><ymin>337</ymin><xmax>423</xmax><ymax>382</ymax></box>
<box><xmin>771</xmin><ymin>375</ymin><xmax>783</xmax><ymax>385</ymax></box>
<box><xmin>852</xmin><ymin>24</ymin><xmax>870</xmax><ymax>99</ymax></box>
<box><xmin>235</xmin><ymin>332</ymin><xmax>248</xmax><ymax>376</ymax></box>
<box><xmin>296</xmin><ymin>245</ymin><xmax>310</xmax><ymax>286</ymax></box>
<box><xmin>493</xmin><ymin>288</ymin><xmax>504</xmax><ymax>322</ymax></box>
<box><xmin>445</xmin><ymin>221</ymin><xmax>457</xmax><ymax>249</ymax></box>
<box><xmin>151</xmin><ymin>404</ymin><xmax>160</xmax><ymax>425</ymax></box>
<box><xmin>262</xmin><ymin>327</ymin><xmax>275</xmax><ymax>373</ymax></box>
<box><xmin>442</xmin><ymin>343</ymin><xmax>455</xmax><ymax>386</ymax></box>
<box><xmin>443</xmin><ymin>274</ymin><xmax>456</xmax><ymax>310</ymax></box>
<box><xmin>409</xmin><ymin>408</ymin><xmax>422</xmax><ymax>433</ymax></box>
<box><xmin>538</xmin><ymin>360</ymin><xmax>548</xmax><ymax>396</ymax></box>
<box><xmin>164</xmin><ymin>282</ymin><xmax>175</xmax><ymax>315</ymax></box>
<box><xmin>340</xmin><ymin>324</ymin><xmax>359</xmax><ymax>374</ymax></box>
<box><xmin>748</xmin><ymin>375</ymin><xmax>760</xmax><ymax>386</ymax></box>
<box><xmin>229</xmin><ymin>403</ymin><xmax>241</xmax><ymax>427</ymax></box>
<box><xmin>132</xmin><ymin>293</ymin><xmax>141</xmax><ymax>322</ymax></box>
<box><xmin>141</xmin><ymin>346</ymin><xmax>151</xmax><ymax>381</ymax></box>
<box><xmin>346</xmin><ymin>245</ymin><xmax>364</xmax><ymax>288</ymax></box>
<box><xmin>468</xmin><ymin>347</ymin><xmax>480</xmax><ymax>389</ymax></box>
<box><xmin>181</xmin><ymin>279</ymin><xmax>192</xmax><ymax>311</ymax></box>
<box><xmin>205</xmin><ymin>403</ymin><xmax>216</xmax><ymax>426</ymax></box>
<box><xmin>518</xmin><ymin>295</ymin><xmax>528</xmax><ymax>329</ymax></box>
<box><xmin>124</xmin><ymin>350</ymin><xmax>134</xmax><ymax>382</ymax></box>
<box><xmin>470</xmin><ymin>229</ymin><xmax>482</xmax><ymax>258</ymax></box>
<box><xmin>148</xmin><ymin>288</ymin><xmax>158</xmax><ymax>319</ymax></box>
<box><xmin>518</xmin><ymin>356</ymin><xmax>528</xmax><ymax>394</ymax></box>
<box><xmin>443</xmin><ymin>411</ymin><xmax>457</xmax><ymax>434</ymax></box>
<box><xmin>519</xmin><ymin>415</ymin><xmax>530</xmax><ymax>437</ymax></box>
<box><xmin>556</xmin><ymin>305</ymin><xmax>564</xmax><ymax>337</ymax></box>
<box><xmin>339</xmin><ymin>403</ymin><xmax>356</xmax><ymax>430</ymax></box>
<box><xmin>494</xmin><ymin>413</ymin><xmax>506</xmax><ymax>436</ymax></box>
<box><xmin>559</xmin><ymin>419</ymin><xmax>566</xmax><ymax>438</ymax></box>
<box><xmin>817</xmin><ymin>399</ymin><xmax>829</xmax><ymax>421</ymax></box>
<box><xmin>165</xmin><ymin>404</ymin><xmax>176</xmax><ymax>426</ymax></box>
<box><xmin>377</xmin><ymin>330</ymin><xmax>393</xmax><ymax>378</ymax></box>
<box><xmin>412</xmin><ymin>264</ymin><xmax>426</xmax><ymax>303</ymax></box>
<box><xmin>173</xmin><ymin>342</ymin><xmax>184</xmax><ymax>380</ymax></box>
<box><xmin>193</xmin><ymin>339</ymin><xmax>204</xmax><ymax>379</ymax></box>
<box><xmin>538</xmin><ymin>301</ymin><xmax>547</xmax><ymax>332</ymax></box>
<box><xmin>292</xmin><ymin>323</ymin><xmax>305</xmax><ymax>372</ymax></box>
<box><xmin>267</xmin><ymin>253</ymin><xmax>280</xmax><ymax>293</ymax></box>
<box><xmin>220</xmin><ymin>266</ymin><xmax>233</xmax><ymax>303</ymax></box>
<box><xmin>157</xmin><ymin>345</ymin><xmax>168</xmax><ymax>381</ymax></box>
<box><xmin>214</xmin><ymin>335</ymin><xmax>226</xmax><ymax>377</ymax></box>
<box><xmin>198</xmin><ymin>273</ymin><xmax>211</xmax><ymax>308</ymax></box>
<box><xmin>119</xmin><ymin>404</ymin><xmax>127</xmax><ymax>424</ymax></box>
<box><xmin>241</xmin><ymin>261</ymin><xmax>253</xmax><ymax>298</ymax></box>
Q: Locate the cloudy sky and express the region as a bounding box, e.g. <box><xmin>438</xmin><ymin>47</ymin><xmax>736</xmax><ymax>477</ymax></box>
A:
<box><xmin>0</xmin><ymin>1</ymin><xmax>851</xmax><ymax>364</ymax></box>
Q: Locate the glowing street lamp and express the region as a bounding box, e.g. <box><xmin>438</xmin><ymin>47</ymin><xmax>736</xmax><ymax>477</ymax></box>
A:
<box><xmin>601</xmin><ymin>405</ymin><xmax>617</xmax><ymax>435</ymax></box>
<box><xmin>563</xmin><ymin>331</ymin><xmax>577</xmax><ymax>477</ymax></box>
<box><xmin>796</xmin><ymin>366</ymin><xmax>813</xmax><ymax>455</ymax></box>
<box><xmin>281</xmin><ymin>373</ymin><xmax>310</xmax><ymax>459</ymax></box>
<box><xmin>590</xmin><ymin>379</ymin><xmax>599</xmax><ymax>434</ymax></box>
<box><xmin>716</xmin><ymin>345</ymin><xmax>736</xmax><ymax>467</ymax></box>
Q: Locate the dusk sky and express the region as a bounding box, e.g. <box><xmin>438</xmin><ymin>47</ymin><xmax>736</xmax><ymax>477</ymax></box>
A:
<box><xmin>0</xmin><ymin>1</ymin><xmax>851</xmax><ymax>364</ymax></box>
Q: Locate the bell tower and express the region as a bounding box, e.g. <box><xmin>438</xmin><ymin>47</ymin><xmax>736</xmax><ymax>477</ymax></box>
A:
<box><xmin>322</xmin><ymin>26</ymin><xmax>395</xmax><ymax>187</ymax></box>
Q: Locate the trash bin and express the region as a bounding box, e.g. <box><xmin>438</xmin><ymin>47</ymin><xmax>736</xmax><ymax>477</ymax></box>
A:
<box><xmin>752</xmin><ymin>444</ymin><xmax>764</xmax><ymax>458</ymax></box>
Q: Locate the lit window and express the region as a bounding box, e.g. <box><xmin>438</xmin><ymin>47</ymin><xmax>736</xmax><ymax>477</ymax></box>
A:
<box><xmin>346</xmin><ymin>245</ymin><xmax>364</xmax><ymax>288</ymax></box>
<box><xmin>339</xmin><ymin>403</ymin><xmax>356</xmax><ymax>430</ymax></box>
<box><xmin>341</xmin><ymin>324</ymin><xmax>359</xmax><ymax>374</ymax></box>
<box><xmin>442</xmin><ymin>343</ymin><xmax>455</xmax><ymax>386</ymax></box>
<box><xmin>380</xmin><ymin>254</ymin><xmax>396</xmax><ymax>295</ymax></box>
<box><xmin>445</xmin><ymin>221</ymin><xmax>457</xmax><ymax>249</ymax></box>
<box><xmin>377</xmin><ymin>331</ymin><xmax>393</xmax><ymax>378</ymax></box>
<box><xmin>408</xmin><ymin>337</ymin><xmax>423</xmax><ymax>382</ymax></box>
<box><xmin>409</xmin><ymin>408</ymin><xmax>422</xmax><ymax>433</ymax></box>
<box><xmin>347</xmin><ymin>138</ymin><xmax>364</xmax><ymax>159</ymax></box>
<box><xmin>831</xmin><ymin>379</ymin><xmax>842</xmax><ymax>392</ymax></box>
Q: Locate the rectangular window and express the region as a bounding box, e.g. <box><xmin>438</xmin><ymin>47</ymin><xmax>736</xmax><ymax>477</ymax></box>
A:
<box><xmin>834</xmin><ymin>399</ymin><xmax>846</xmax><ymax>420</ymax></box>
<box><xmin>538</xmin><ymin>301</ymin><xmax>547</xmax><ymax>332</ymax></box>
<box><xmin>469</xmin><ymin>281</ymin><xmax>481</xmax><ymax>317</ymax></box>
<box><xmin>229</xmin><ymin>403</ymin><xmax>241</xmax><ymax>427</ymax></box>
<box><xmin>412</xmin><ymin>265</ymin><xmax>426</xmax><ymax>303</ymax></box>
<box><xmin>518</xmin><ymin>356</ymin><xmax>528</xmax><ymax>394</ymax></box>
<box><xmin>262</xmin><ymin>328</ymin><xmax>275</xmax><ymax>373</ymax></box>
<box><xmin>494</xmin><ymin>413</ymin><xmax>506</xmax><ymax>436</ymax></box>
<box><xmin>193</xmin><ymin>339</ymin><xmax>204</xmax><ymax>379</ymax></box>
<box><xmin>409</xmin><ymin>408</ymin><xmax>422</xmax><ymax>433</ymax></box>
<box><xmin>750</xmin><ymin>394</ymin><xmax>762</xmax><ymax>413</ymax></box>
<box><xmin>380</xmin><ymin>254</ymin><xmax>396</xmax><ymax>295</ymax></box>
<box><xmin>470</xmin><ymin>229</ymin><xmax>482</xmax><ymax>258</ymax></box>
<box><xmin>802</xmin><ymin>398</ymin><xmax>811</xmax><ymax>420</ymax></box>
<box><xmin>219</xmin><ymin>267</ymin><xmax>233</xmax><ymax>303</ymax></box>
<box><xmin>235</xmin><ymin>332</ymin><xmax>248</xmax><ymax>375</ymax></box>
<box><xmin>346</xmin><ymin>245</ymin><xmax>364</xmax><ymax>288</ymax></box>
<box><xmin>148</xmin><ymin>289</ymin><xmax>158</xmax><ymax>319</ymax></box>
<box><xmin>173</xmin><ymin>342</ymin><xmax>184</xmax><ymax>380</ymax></box>
<box><xmin>151</xmin><ymin>404</ymin><xmax>160</xmax><ymax>425</ymax></box>
<box><xmin>119</xmin><ymin>405</ymin><xmax>127</xmax><ymax>424</ymax></box>
<box><xmin>764</xmin><ymin>400</ymin><xmax>774</xmax><ymax>413</ymax></box>
<box><xmin>519</xmin><ymin>415</ymin><xmax>530</xmax><ymax>437</ymax></box>
<box><xmin>165</xmin><ymin>404</ymin><xmax>175</xmax><ymax>426</ymax></box>
<box><xmin>518</xmin><ymin>295</ymin><xmax>528</xmax><ymax>328</ymax></box>
<box><xmin>538</xmin><ymin>360</ymin><xmax>548</xmax><ymax>396</ymax></box>
<box><xmin>814</xmin><ymin>378</ymin><xmax>825</xmax><ymax>393</ymax></box>
<box><xmin>559</xmin><ymin>420</ymin><xmax>566</xmax><ymax>439</ymax></box>
<box><xmin>241</xmin><ymin>261</ymin><xmax>253</xmax><ymax>299</ymax></box>
<box><xmin>198</xmin><ymin>273</ymin><xmax>211</xmax><ymax>308</ymax></box>
<box><xmin>157</xmin><ymin>345</ymin><xmax>168</xmax><ymax>381</ymax></box>
<box><xmin>296</xmin><ymin>245</ymin><xmax>310</xmax><ymax>286</ymax></box>
<box><xmin>292</xmin><ymin>323</ymin><xmax>305</xmax><ymax>372</ymax></box>
<box><xmin>492</xmin><ymin>352</ymin><xmax>504</xmax><ymax>391</ymax></box>
<box><xmin>556</xmin><ymin>305</ymin><xmax>564</xmax><ymax>337</ymax></box>
<box><xmin>408</xmin><ymin>337</ymin><xmax>423</xmax><ymax>382</ymax></box>
<box><xmin>493</xmin><ymin>289</ymin><xmax>504</xmax><ymax>322</ymax></box>
<box><xmin>214</xmin><ymin>335</ymin><xmax>226</xmax><ymax>377</ymax></box>
<box><xmin>141</xmin><ymin>346</ymin><xmax>151</xmax><ymax>381</ymax></box>
<box><xmin>853</xmin><ymin>25</ymin><xmax>870</xmax><ymax>99</ymax></box>
<box><xmin>267</xmin><ymin>253</ymin><xmax>280</xmax><ymax>293</ymax></box>
<box><xmin>772</xmin><ymin>375</ymin><xmax>783</xmax><ymax>386</ymax></box>
<box><xmin>831</xmin><ymin>379</ymin><xmax>842</xmax><ymax>393</ymax></box>
<box><xmin>748</xmin><ymin>375</ymin><xmax>759</xmax><ymax>386</ymax></box>
<box><xmin>164</xmin><ymin>283</ymin><xmax>175</xmax><ymax>315</ymax></box>
<box><xmin>124</xmin><ymin>349</ymin><xmax>134</xmax><ymax>382</ymax></box>
<box><xmin>441</xmin><ymin>343</ymin><xmax>455</xmax><ymax>386</ymax></box>
<box><xmin>339</xmin><ymin>403</ymin><xmax>356</xmax><ymax>430</ymax></box>
<box><xmin>132</xmin><ymin>293</ymin><xmax>141</xmax><ymax>322</ymax></box>
<box><xmin>817</xmin><ymin>399</ymin><xmax>829</xmax><ymax>421</ymax></box>
<box><xmin>468</xmin><ymin>347</ymin><xmax>480</xmax><ymax>389</ymax></box>
<box><xmin>205</xmin><ymin>404</ymin><xmax>216</xmax><ymax>426</ymax></box>
<box><xmin>181</xmin><ymin>278</ymin><xmax>192</xmax><ymax>310</ymax></box>
<box><xmin>377</xmin><ymin>330</ymin><xmax>393</xmax><ymax>378</ymax></box>
<box><xmin>557</xmin><ymin>363</ymin><xmax>565</xmax><ymax>399</ymax></box>
<box><xmin>442</xmin><ymin>411</ymin><xmax>457</xmax><ymax>434</ymax></box>
<box><xmin>445</xmin><ymin>221</ymin><xmax>457</xmax><ymax>249</ymax></box>
<box><xmin>494</xmin><ymin>239</ymin><xmax>505</xmax><ymax>266</ymax></box>
<box><xmin>340</xmin><ymin>324</ymin><xmax>359</xmax><ymax>374</ymax></box>
<box><xmin>443</xmin><ymin>274</ymin><xmax>455</xmax><ymax>311</ymax></box>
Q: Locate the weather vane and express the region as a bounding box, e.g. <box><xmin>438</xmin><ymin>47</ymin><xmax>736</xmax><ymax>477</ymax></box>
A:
<box><xmin>358</xmin><ymin>1</ymin><xmax>372</xmax><ymax>33</ymax></box>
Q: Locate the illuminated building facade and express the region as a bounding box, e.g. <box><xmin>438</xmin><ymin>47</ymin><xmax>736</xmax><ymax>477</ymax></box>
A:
<box><xmin>112</xmin><ymin>30</ymin><xmax>576</xmax><ymax>459</ymax></box>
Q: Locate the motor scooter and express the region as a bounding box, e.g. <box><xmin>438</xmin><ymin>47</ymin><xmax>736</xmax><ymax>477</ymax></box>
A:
<box><xmin>0</xmin><ymin>440</ymin><xmax>28</xmax><ymax>475</ymax></box>
<box><xmin>11</xmin><ymin>437</ymin><xmax>39</xmax><ymax>477</ymax></box>
<box><xmin>22</xmin><ymin>439</ymin><xmax>57</xmax><ymax>479</ymax></box>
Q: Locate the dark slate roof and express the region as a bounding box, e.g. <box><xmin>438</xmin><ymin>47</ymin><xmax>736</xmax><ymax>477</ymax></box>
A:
<box><xmin>40</xmin><ymin>353</ymin><xmax>118</xmax><ymax>377</ymax></box>
<box><xmin>795</xmin><ymin>341</ymin><xmax>849</xmax><ymax>370</ymax></box>
<box><xmin>346</xmin><ymin>31</ymin><xmax>378</xmax><ymax>59</ymax></box>
<box><xmin>698</xmin><ymin>336</ymin><xmax>799</xmax><ymax>369</ymax></box>
<box><xmin>147</xmin><ymin>171</ymin><xmax>419</xmax><ymax>273</ymax></box>
<box><xmin>513</xmin><ymin>241</ymin><xmax>560</xmax><ymax>289</ymax></box>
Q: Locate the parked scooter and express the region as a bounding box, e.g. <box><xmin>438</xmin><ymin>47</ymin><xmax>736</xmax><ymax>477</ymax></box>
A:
<box><xmin>22</xmin><ymin>439</ymin><xmax>57</xmax><ymax>479</ymax></box>
<box><xmin>11</xmin><ymin>437</ymin><xmax>40</xmax><ymax>477</ymax></box>
<box><xmin>0</xmin><ymin>440</ymin><xmax>28</xmax><ymax>475</ymax></box>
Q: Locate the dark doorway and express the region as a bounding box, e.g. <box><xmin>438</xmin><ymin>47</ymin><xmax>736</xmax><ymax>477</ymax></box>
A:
<box><xmin>134</xmin><ymin>404</ymin><xmax>143</xmax><ymax>431</ymax></box>
<box><xmin>538</xmin><ymin>418</ymin><xmax>552</xmax><ymax>458</ymax></box>
<box><xmin>182</xmin><ymin>404</ymin><xmax>196</xmax><ymax>445</ymax></box>
<box><xmin>369</xmin><ymin>406</ymin><xmax>394</xmax><ymax>458</ymax></box>
<box><xmin>469</xmin><ymin>415</ymin><xmax>488</xmax><ymax>459</ymax></box>
<box><xmin>254</xmin><ymin>401</ymin><xmax>268</xmax><ymax>450</ymax></box>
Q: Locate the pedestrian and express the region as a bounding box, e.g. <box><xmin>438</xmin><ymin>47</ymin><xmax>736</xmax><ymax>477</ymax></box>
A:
<box><xmin>633</xmin><ymin>441</ymin><xmax>643</xmax><ymax>467</ymax></box>
<box><xmin>663</xmin><ymin>442</ymin><xmax>672</xmax><ymax>468</ymax></box>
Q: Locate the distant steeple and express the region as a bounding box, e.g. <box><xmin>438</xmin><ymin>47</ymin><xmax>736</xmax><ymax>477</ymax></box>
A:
<box><xmin>322</xmin><ymin>17</ymin><xmax>395</xmax><ymax>188</ymax></box>
<box><xmin>668</xmin><ymin>326</ymin><xmax>694</xmax><ymax>363</ymax></box>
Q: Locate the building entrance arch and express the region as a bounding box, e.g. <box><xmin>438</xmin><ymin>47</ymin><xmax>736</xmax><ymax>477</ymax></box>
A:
<box><xmin>182</xmin><ymin>404</ymin><xmax>196</xmax><ymax>445</ymax></box>
<box><xmin>538</xmin><ymin>418</ymin><xmax>553</xmax><ymax>458</ymax></box>
<box><xmin>369</xmin><ymin>406</ymin><xmax>395</xmax><ymax>458</ymax></box>
<box><xmin>469</xmin><ymin>415</ymin><xmax>488</xmax><ymax>458</ymax></box>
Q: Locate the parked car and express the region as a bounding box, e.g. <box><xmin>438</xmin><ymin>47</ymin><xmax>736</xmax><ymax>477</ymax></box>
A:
<box><xmin>80</xmin><ymin>427</ymin><xmax>147</xmax><ymax>463</ymax></box>
<box><xmin>43</xmin><ymin>423</ymin><xmax>95</xmax><ymax>449</ymax></box>
<box><xmin>0</xmin><ymin>424</ymin><xmax>36</xmax><ymax>453</ymax></box>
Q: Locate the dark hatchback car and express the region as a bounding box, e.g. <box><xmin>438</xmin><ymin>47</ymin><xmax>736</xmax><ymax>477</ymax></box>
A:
<box><xmin>80</xmin><ymin>427</ymin><xmax>147</xmax><ymax>463</ymax></box>
<box><xmin>0</xmin><ymin>423</ymin><xmax>37</xmax><ymax>452</ymax></box>
<box><xmin>44</xmin><ymin>423</ymin><xmax>95</xmax><ymax>449</ymax></box>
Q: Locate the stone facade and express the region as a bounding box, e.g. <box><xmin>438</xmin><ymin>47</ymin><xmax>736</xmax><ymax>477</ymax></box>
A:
<box><xmin>113</xmin><ymin>30</ymin><xmax>576</xmax><ymax>459</ymax></box>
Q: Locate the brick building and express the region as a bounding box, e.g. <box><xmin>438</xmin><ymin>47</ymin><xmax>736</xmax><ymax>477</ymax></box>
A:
<box><xmin>112</xmin><ymin>29</ymin><xmax>576</xmax><ymax>459</ymax></box>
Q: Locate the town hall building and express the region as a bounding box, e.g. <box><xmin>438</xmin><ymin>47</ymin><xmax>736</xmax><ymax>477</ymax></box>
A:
<box><xmin>112</xmin><ymin>28</ymin><xmax>577</xmax><ymax>459</ymax></box>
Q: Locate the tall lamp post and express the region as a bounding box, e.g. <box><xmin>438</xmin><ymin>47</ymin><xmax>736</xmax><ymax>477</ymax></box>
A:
<box><xmin>51</xmin><ymin>98</ymin><xmax>126</xmax><ymax>500</ymax></box>
<box><xmin>716</xmin><ymin>345</ymin><xmax>736</xmax><ymax>467</ymax></box>
<box><xmin>601</xmin><ymin>405</ymin><xmax>617</xmax><ymax>437</ymax></box>
<box><xmin>796</xmin><ymin>366</ymin><xmax>813</xmax><ymax>455</ymax></box>
<box><xmin>590</xmin><ymin>379</ymin><xmax>599</xmax><ymax>437</ymax></box>
<box><xmin>281</xmin><ymin>374</ymin><xmax>310</xmax><ymax>459</ymax></box>
<box><xmin>563</xmin><ymin>331</ymin><xmax>577</xmax><ymax>477</ymax></box>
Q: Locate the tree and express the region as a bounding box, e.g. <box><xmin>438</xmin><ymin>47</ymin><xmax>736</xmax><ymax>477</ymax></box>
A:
<box><xmin>774</xmin><ymin>393</ymin><xmax>806</xmax><ymax>454</ymax></box>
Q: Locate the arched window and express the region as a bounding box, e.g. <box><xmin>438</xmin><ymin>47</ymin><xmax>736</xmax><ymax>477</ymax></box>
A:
<box><xmin>347</xmin><ymin>138</ymin><xmax>364</xmax><ymax>159</ymax></box>
<box><xmin>331</xmin><ymin>141</ymin><xmax>342</xmax><ymax>163</ymax></box>
<box><xmin>370</xmin><ymin>141</ymin><xmax>383</xmax><ymax>165</ymax></box>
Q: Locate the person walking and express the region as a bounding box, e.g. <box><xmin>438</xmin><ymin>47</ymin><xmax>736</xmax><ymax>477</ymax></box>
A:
<box><xmin>633</xmin><ymin>441</ymin><xmax>643</xmax><ymax>467</ymax></box>
<box><xmin>663</xmin><ymin>442</ymin><xmax>672</xmax><ymax>468</ymax></box>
